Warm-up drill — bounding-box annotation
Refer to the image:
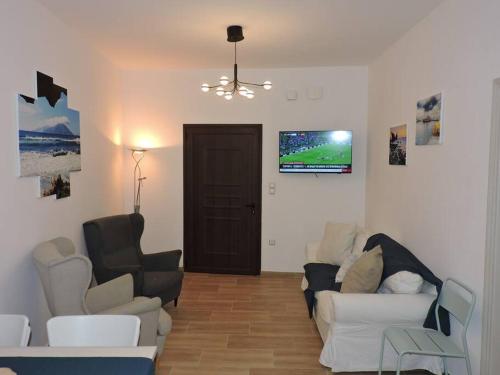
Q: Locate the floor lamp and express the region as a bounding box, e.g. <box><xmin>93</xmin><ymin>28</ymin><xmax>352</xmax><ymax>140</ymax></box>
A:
<box><xmin>131</xmin><ymin>148</ymin><xmax>147</xmax><ymax>213</ymax></box>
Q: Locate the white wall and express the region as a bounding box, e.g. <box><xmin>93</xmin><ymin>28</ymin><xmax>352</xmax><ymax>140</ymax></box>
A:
<box><xmin>119</xmin><ymin>67</ymin><xmax>368</xmax><ymax>272</ymax></box>
<box><xmin>366</xmin><ymin>0</ymin><xmax>500</xmax><ymax>373</ymax></box>
<box><xmin>0</xmin><ymin>0</ymin><xmax>124</xmax><ymax>344</ymax></box>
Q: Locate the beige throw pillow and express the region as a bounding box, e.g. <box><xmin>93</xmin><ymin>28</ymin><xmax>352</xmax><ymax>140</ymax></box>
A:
<box><xmin>341</xmin><ymin>246</ymin><xmax>383</xmax><ymax>293</ymax></box>
<box><xmin>335</xmin><ymin>253</ymin><xmax>360</xmax><ymax>283</ymax></box>
<box><xmin>316</xmin><ymin>222</ymin><xmax>356</xmax><ymax>265</ymax></box>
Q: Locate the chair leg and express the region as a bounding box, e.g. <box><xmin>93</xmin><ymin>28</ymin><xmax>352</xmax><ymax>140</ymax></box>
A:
<box><xmin>155</xmin><ymin>356</ymin><xmax>160</xmax><ymax>371</ymax></box>
<box><xmin>174</xmin><ymin>298</ymin><xmax>178</xmax><ymax>307</ymax></box>
<box><xmin>378</xmin><ymin>334</ymin><xmax>386</xmax><ymax>375</ymax></box>
<box><xmin>396</xmin><ymin>354</ymin><xmax>403</xmax><ymax>375</ymax></box>
<box><xmin>465</xmin><ymin>353</ymin><xmax>472</xmax><ymax>375</ymax></box>
<box><xmin>443</xmin><ymin>357</ymin><xmax>448</xmax><ymax>375</ymax></box>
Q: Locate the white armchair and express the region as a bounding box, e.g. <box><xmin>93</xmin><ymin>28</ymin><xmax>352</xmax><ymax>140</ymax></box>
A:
<box><xmin>33</xmin><ymin>237</ymin><xmax>171</xmax><ymax>355</ymax></box>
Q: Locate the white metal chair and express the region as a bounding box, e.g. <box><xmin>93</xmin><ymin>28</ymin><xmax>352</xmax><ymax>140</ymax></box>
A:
<box><xmin>378</xmin><ymin>278</ymin><xmax>475</xmax><ymax>375</ymax></box>
<box><xmin>0</xmin><ymin>314</ymin><xmax>30</xmax><ymax>347</ymax></box>
<box><xmin>47</xmin><ymin>315</ymin><xmax>140</xmax><ymax>347</ymax></box>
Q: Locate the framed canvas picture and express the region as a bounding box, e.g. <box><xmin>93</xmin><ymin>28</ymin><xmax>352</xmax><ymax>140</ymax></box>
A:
<box><xmin>416</xmin><ymin>93</ymin><xmax>443</xmax><ymax>145</ymax></box>
<box><xmin>389</xmin><ymin>124</ymin><xmax>407</xmax><ymax>165</ymax></box>
<box><xmin>17</xmin><ymin>72</ymin><xmax>80</xmax><ymax>199</ymax></box>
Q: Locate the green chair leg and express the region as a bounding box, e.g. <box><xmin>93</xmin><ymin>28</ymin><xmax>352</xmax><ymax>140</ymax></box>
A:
<box><xmin>465</xmin><ymin>353</ymin><xmax>472</xmax><ymax>375</ymax></box>
<box><xmin>396</xmin><ymin>354</ymin><xmax>403</xmax><ymax>375</ymax></box>
<box><xmin>378</xmin><ymin>334</ymin><xmax>385</xmax><ymax>375</ymax></box>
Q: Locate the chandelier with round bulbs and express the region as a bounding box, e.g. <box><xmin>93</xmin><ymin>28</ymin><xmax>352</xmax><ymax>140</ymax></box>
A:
<box><xmin>201</xmin><ymin>25</ymin><xmax>272</xmax><ymax>100</ymax></box>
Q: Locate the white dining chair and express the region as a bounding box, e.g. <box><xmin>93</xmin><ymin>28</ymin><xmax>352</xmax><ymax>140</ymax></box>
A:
<box><xmin>47</xmin><ymin>315</ymin><xmax>140</xmax><ymax>347</ymax></box>
<box><xmin>0</xmin><ymin>314</ymin><xmax>31</xmax><ymax>347</ymax></box>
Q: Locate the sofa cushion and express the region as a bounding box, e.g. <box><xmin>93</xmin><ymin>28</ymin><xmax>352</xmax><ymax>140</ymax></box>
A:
<box><xmin>380</xmin><ymin>271</ymin><xmax>424</xmax><ymax>294</ymax></box>
<box><xmin>143</xmin><ymin>271</ymin><xmax>183</xmax><ymax>297</ymax></box>
<box><xmin>305</xmin><ymin>242</ymin><xmax>322</xmax><ymax>263</ymax></box>
<box><xmin>316</xmin><ymin>222</ymin><xmax>356</xmax><ymax>265</ymax></box>
<box><xmin>352</xmin><ymin>228</ymin><xmax>373</xmax><ymax>257</ymax></box>
<box><xmin>340</xmin><ymin>246</ymin><xmax>383</xmax><ymax>293</ymax></box>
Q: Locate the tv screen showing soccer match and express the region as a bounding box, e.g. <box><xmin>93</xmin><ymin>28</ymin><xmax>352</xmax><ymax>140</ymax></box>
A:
<box><xmin>279</xmin><ymin>130</ymin><xmax>352</xmax><ymax>173</ymax></box>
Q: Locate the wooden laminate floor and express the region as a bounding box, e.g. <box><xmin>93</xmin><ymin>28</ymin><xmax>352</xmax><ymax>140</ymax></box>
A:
<box><xmin>158</xmin><ymin>272</ymin><xmax>429</xmax><ymax>375</ymax></box>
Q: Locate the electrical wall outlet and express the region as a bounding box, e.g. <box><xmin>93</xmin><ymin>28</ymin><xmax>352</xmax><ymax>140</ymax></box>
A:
<box><xmin>268</xmin><ymin>239</ymin><xmax>276</xmax><ymax>246</ymax></box>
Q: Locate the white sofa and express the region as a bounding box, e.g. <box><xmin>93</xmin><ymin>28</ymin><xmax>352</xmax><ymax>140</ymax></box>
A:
<box><xmin>302</xmin><ymin>228</ymin><xmax>443</xmax><ymax>374</ymax></box>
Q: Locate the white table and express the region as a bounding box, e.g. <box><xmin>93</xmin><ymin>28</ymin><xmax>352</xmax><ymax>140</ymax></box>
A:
<box><xmin>0</xmin><ymin>346</ymin><xmax>157</xmax><ymax>359</ymax></box>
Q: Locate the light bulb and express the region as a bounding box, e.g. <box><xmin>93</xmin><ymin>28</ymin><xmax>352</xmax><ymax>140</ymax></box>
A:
<box><xmin>220</xmin><ymin>76</ymin><xmax>229</xmax><ymax>86</ymax></box>
<box><xmin>216</xmin><ymin>87</ymin><xmax>224</xmax><ymax>96</ymax></box>
<box><xmin>201</xmin><ymin>83</ymin><xmax>210</xmax><ymax>92</ymax></box>
<box><xmin>246</xmin><ymin>90</ymin><xmax>255</xmax><ymax>99</ymax></box>
<box><xmin>263</xmin><ymin>81</ymin><xmax>272</xmax><ymax>90</ymax></box>
<box><xmin>224</xmin><ymin>92</ymin><xmax>233</xmax><ymax>100</ymax></box>
<box><xmin>238</xmin><ymin>86</ymin><xmax>248</xmax><ymax>96</ymax></box>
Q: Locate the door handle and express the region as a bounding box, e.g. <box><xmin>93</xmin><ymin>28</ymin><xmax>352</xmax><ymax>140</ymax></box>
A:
<box><xmin>245</xmin><ymin>203</ymin><xmax>256</xmax><ymax>215</ymax></box>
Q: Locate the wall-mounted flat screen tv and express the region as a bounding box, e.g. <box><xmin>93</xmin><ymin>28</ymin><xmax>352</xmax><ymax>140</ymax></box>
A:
<box><xmin>279</xmin><ymin>130</ymin><xmax>352</xmax><ymax>173</ymax></box>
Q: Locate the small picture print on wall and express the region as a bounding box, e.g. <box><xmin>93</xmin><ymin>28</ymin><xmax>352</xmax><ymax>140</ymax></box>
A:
<box><xmin>416</xmin><ymin>93</ymin><xmax>442</xmax><ymax>145</ymax></box>
<box><xmin>389</xmin><ymin>124</ymin><xmax>407</xmax><ymax>165</ymax></box>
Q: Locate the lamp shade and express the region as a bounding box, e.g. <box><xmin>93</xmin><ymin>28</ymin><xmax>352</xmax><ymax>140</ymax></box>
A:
<box><xmin>227</xmin><ymin>25</ymin><xmax>244</xmax><ymax>42</ymax></box>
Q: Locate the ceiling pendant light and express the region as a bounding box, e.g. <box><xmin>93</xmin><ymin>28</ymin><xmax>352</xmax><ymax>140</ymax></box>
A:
<box><xmin>200</xmin><ymin>25</ymin><xmax>272</xmax><ymax>100</ymax></box>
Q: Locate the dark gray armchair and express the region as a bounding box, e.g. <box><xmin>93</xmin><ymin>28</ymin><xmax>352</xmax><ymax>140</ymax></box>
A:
<box><xmin>83</xmin><ymin>213</ymin><xmax>183</xmax><ymax>306</ymax></box>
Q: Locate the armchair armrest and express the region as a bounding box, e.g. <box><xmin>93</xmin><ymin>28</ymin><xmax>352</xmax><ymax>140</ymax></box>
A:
<box><xmin>142</xmin><ymin>250</ymin><xmax>182</xmax><ymax>271</ymax></box>
<box><xmin>302</xmin><ymin>241</ymin><xmax>321</xmax><ymax>291</ymax></box>
<box><xmin>99</xmin><ymin>296</ymin><xmax>162</xmax><ymax>316</ymax></box>
<box><xmin>332</xmin><ymin>292</ymin><xmax>435</xmax><ymax>324</ymax></box>
<box><xmin>85</xmin><ymin>274</ymin><xmax>134</xmax><ymax>314</ymax></box>
<box><xmin>100</xmin><ymin>296</ymin><xmax>162</xmax><ymax>346</ymax></box>
<box><xmin>305</xmin><ymin>242</ymin><xmax>321</xmax><ymax>263</ymax></box>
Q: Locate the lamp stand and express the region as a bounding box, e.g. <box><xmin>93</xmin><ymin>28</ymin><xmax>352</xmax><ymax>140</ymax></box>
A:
<box><xmin>131</xmin><ymin>149</ymin><xmax>147</xmax><ymax>213</ymax></box>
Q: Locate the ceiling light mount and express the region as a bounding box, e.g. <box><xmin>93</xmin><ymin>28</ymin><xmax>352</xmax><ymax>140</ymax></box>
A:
<box><xmin>201</xmin><ymin>25</ymin><xmax>272</xmax><ymax>100</ymax></box>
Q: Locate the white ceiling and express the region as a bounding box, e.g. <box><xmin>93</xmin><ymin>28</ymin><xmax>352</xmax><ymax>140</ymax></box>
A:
<box><xmin>37</xmin><ymin>0</ymin><xmax>442</xmax><ymax>69</ymax></box>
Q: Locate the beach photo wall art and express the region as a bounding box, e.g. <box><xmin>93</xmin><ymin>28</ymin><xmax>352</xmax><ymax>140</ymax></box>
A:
<box><xmin>17</xmin><ymin>72</ymin><xmax>81</xmax><ymax>199</ymax></box>
<box><xmin>416</xmin><ymin>93</ymin><xmax>443</xmax><ymax>145</ymax></box>
<box><xmin>389</xmin><ymin>124</ymin><xmax>407</xmax><ymax>165</ymax></box>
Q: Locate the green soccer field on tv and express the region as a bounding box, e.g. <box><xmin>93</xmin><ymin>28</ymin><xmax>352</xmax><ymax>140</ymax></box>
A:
<box><xmin>279</xmin><ymin>130</ymin><xmax>352</xmax><ymax>173</ymax></box>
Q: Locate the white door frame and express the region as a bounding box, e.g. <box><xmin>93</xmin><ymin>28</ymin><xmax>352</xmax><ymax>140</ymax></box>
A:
<box><xmin>481</xmin><ymin>78</ymin><xmax>500</xmax><ymax>375</ymax></box>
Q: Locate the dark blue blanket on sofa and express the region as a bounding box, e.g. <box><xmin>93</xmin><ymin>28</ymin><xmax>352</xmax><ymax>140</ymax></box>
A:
<box><xmin>303</xmin><ymin>233</ymin><xmax>450</xmax><ymax>335</ymax></box>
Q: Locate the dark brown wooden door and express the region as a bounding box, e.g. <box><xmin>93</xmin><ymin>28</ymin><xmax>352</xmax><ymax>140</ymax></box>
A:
<box><xmin>183</xmin><ymin>124</ymin><xmax>262</xmax><ymax>275</ymax></box>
